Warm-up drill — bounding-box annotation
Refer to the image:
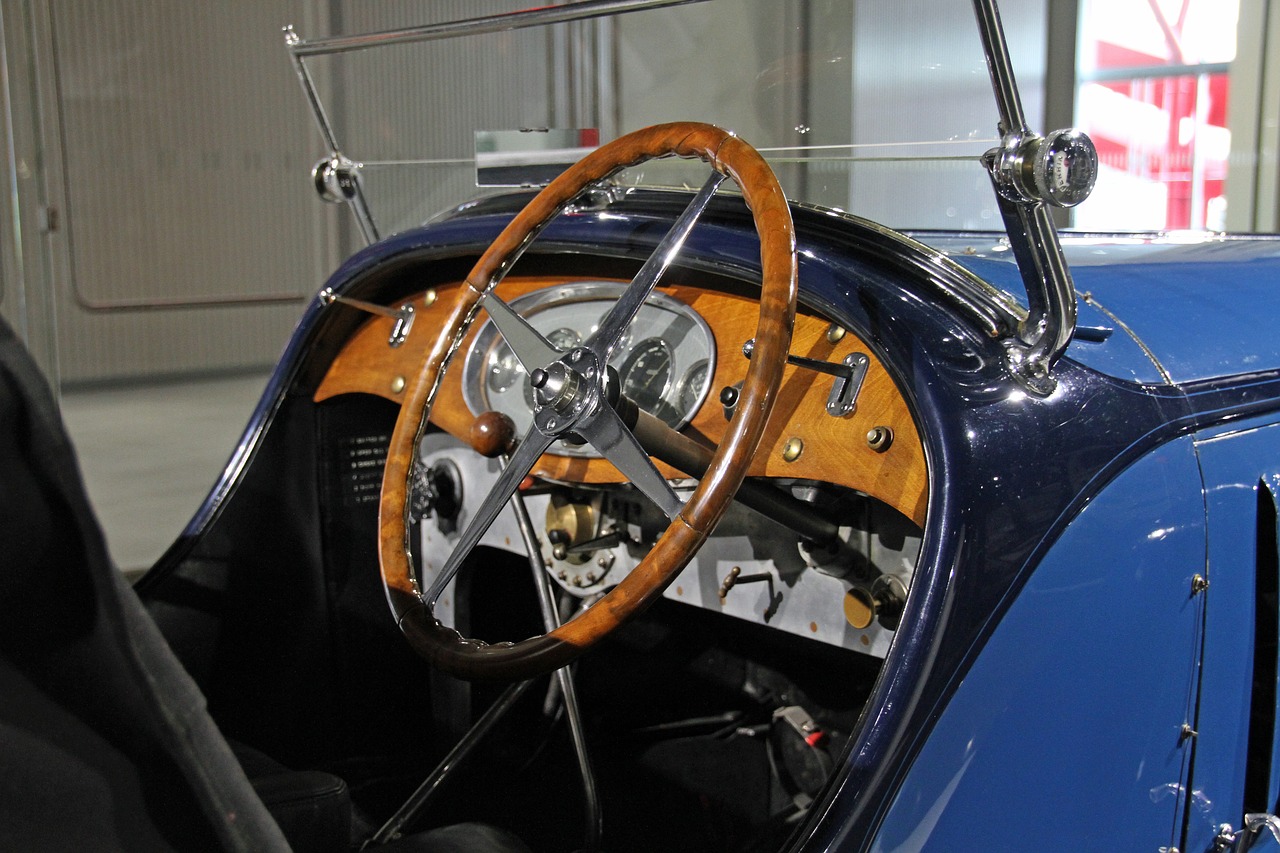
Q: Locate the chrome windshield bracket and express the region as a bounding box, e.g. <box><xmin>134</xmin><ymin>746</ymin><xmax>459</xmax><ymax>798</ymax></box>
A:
<box><xmin>284</xmin><ymin>27</ymin><xmax>381</xmax><ymax>246</ymax></box>
<box><xmin>284</xmin><ymin>1</ymin><xmax>707</xmax><ymax>247</ymax></box>
<box><xmin>317</xmin><ymin>288</ymin><xmax>415</xmax><ymax>347</ymax></box>
<box><xmin>971</xmin><ymin>0</ymin><xmax>1098</xmax><ymax>396</ymax></box>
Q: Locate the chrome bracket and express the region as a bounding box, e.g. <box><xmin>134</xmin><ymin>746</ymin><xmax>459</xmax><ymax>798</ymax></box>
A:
<box><xmin>742</xmin><ymin>340</ymin><xmax>867</xmax><ymax>417</ymax></box>
<box><xmin>312</xmin><ymin>154</ymin><xmax>362</xmax><ymax>204</ymax></box>
<box><xmin>1214</xmin><ymin>814</ymin><xmax>1280</xmax><ymax>852</ymax></box>
<box><xmin>825</xmin><ymin>353</ymin><xmax>869</xmax><ymax>417</ymax></box>
<box><xmin>971</xmin><ymin>0</ymin><xmax>1098</xmax><ymax>396</ymax></box>
<box><xmin>318</xmin><ymin>287</ymin><xmax>415</xmax><ymax>347</ymax></box>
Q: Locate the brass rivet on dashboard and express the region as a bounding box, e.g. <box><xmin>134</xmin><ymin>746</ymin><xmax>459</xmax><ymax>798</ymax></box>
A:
<box><xmin>423</xmin><ymin>289</ymin><xmax>438</xmax><ymax>306</ymax></box>
<box><xmin>782</xmin><ymin>437</ymin><xmax>804</xmax><ymax>462</ymax></box>
<box><xmin>391</xmin><ymin>375</ymin><xmax>406</xmax><ymax>394</ymax></box>
<box><xmin>866</xmin><ymin>426</ymin><xmax>893</xmax><ymax>453</ymax></box>
<box><xmin>826</xmin><ymin>324</ymin><xmax>846</xmax><ymax>344</ymax></box>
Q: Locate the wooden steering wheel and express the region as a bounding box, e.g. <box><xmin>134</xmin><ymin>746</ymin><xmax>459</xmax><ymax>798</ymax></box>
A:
<box><xmin>378</xmin><ymin>122</ymin><xmax>797</xmax><ymax>681</ymax></box>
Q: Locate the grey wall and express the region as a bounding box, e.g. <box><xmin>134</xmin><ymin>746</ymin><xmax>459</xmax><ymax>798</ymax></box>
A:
<box><xmin>1</xmin><ymin>1</ymin><xmax>338</xmax><ymax>385</ymax></box>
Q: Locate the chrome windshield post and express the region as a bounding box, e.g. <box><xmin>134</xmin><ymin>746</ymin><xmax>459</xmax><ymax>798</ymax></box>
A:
<box><xmin>971</xmin><ymin>0</ymin><xmax>1098</xmax><ymax>396</ymax></box>
<box><xmin>283</xmin><ymin>1</ymin><xmax>709</xmax><ymax>249</ymax></box>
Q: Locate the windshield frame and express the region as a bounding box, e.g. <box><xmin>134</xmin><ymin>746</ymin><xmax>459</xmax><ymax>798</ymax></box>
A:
<box><xmin>284</xmin><ymin>0</ymin><xmax>1093</xmax><ymax>395</ymax></box>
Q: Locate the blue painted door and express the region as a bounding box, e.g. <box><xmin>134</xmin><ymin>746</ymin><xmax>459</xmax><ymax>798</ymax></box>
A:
<box><xmin>871</xmin><ymin>437</ymin><xmax>1206</xmax><ymax>851</ymax></box>
<box><xmin>1185</xmin><ymin>417</ymin><xmax>1280</xmax><ymax>852</ymax></box>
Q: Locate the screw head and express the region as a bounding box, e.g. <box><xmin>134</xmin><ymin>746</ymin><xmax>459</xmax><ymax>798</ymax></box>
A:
<box><xmin>782</xmin><ymin>437</ymin><xmax>804</xmax><ymax>462</ymax></box>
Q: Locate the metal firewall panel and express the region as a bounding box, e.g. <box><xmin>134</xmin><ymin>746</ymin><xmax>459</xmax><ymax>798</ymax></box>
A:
<box><xmin>1182</xmin><ymin>417</ymin><xmax>1280</xmax><ymax>853</ymax></box>
<box><xmin>871</xmin><ymin>437</ymin><xmax>1205</xmax><ymax>852</ymax></box>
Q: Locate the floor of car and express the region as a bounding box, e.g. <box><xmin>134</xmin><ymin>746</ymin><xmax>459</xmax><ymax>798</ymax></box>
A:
<box><xmin>348</xmin><ymin>597</ymin><xmax>881</xmax><ymax>852</ymax></box>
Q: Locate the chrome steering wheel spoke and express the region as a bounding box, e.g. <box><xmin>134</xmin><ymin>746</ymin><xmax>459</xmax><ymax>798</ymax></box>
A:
<box><xmin>585</xmin><ymin>170</ymin><xmax>725</xmax><ymax>363</ymax></box>
<box><xmin>483</xmin><ymin>290</ymin><xmax>561</xmax><ymax>375</ymax></box>
<box><xmin>422</xmin><ymin>422</ymin><xmax>556</xmax><ymax>607</ymax></box>
<box><xmin>576</xmin><ymin>401</ymin><xmax>682</xmax><ymax>518</ymax></box>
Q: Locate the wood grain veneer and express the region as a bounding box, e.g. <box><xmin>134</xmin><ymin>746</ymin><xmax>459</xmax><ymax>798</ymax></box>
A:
<box><xmin>315</xmin><ymin>274</ymin><xmax>927</xmax><ymax>526</ymax></box>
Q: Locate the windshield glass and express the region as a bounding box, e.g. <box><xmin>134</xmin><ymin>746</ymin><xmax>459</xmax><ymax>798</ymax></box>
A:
<box><xmin>290</xmin><ymin>0</ymin><xmax>1049</xmax><ymax>238</ymax></box>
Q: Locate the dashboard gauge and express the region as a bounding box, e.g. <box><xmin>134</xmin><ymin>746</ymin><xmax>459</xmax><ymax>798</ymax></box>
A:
<box><xmin>619</xmin><ymin>338</ymin><xmax>673</xmax><ymax>415</ymax></box>
<box><xmin>486</xmin><ymin>341</ymin><xmax>524</xmax><ymax>394</ymax></box>
<box><xmin>677</xmin><ymin>360</ymin><xmax>710</xmax><ymax>415</ymax></box>
<box><xmin>547</xmin><ymin>327</ymin><xmax>580</xmax><ymax>352</ymax></box>
<box><xmin>461</xmin><ymin>282</ymin><xmax>716</xmax><ymax>457</ymax></box>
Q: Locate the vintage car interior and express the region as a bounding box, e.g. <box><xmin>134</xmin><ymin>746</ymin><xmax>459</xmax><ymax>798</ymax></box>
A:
<box><xmin>133</xmin><ymin>126</ymin><xmax>932</xmax><ymax>852</ymax></box>
<box><xmin>8</xmin><ymin>1</ymin><xmax>1280</xmax><ymax>852</ymax></box>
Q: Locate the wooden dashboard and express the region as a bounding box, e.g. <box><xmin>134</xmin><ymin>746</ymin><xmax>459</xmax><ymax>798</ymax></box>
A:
<box><xmin>314</xmin><ymin>274</ymin><xmax>928</xmax><ymax>526</ymax></box>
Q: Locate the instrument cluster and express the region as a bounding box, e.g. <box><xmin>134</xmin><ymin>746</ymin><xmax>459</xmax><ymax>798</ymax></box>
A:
<box><xmin>460</xmin><ymin>282</ymin><xmax>715</xmax><ymax>456</ymax></box>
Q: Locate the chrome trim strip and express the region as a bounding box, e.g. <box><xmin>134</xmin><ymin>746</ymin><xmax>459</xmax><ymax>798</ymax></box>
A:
<box><xmin>793</xmin><ymin>202</ymin><xmax>1026</xmax><ymax>339</ymax></box>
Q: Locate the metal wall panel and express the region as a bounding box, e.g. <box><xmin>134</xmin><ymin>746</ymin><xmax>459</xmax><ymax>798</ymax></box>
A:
<box><xmin>46</xmin><ymin>1</ymin><xmax>331</xmax><ymax>382</ymax></box>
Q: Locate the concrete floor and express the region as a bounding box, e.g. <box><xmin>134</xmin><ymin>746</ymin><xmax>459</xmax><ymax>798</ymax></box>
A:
<box><xmin>60</xmin><ymin>371</ymin><xmax>273</xmax><ymax>574</ymax></box>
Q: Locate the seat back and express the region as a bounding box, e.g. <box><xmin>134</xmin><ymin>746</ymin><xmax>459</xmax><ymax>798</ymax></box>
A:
<box><xmin>0</xmin><ymin>317</ymin><xmax>288</xmax><ymax>851</ymax></box>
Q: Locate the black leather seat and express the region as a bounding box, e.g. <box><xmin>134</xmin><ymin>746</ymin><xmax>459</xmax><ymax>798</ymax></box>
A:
<box><xmin>0</xmin><ymin>316</ymin><xmax>528</xmax><ymax>853</ymax></box>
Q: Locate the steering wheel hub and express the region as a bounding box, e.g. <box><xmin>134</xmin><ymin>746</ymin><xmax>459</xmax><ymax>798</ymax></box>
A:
<box><xmin>531</xmin><ymin>351</ymin><xmax>598</xmax><ymax>418</ymax></box>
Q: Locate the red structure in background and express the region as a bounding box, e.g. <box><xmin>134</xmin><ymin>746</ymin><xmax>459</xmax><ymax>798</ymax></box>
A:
<box><xmin>1079</xmin><ymin>2</ymin><xmax>1232</xmax><ymax>230</ymax></box>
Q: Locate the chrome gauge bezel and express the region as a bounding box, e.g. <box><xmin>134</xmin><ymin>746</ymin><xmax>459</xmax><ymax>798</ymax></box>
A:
<box><xmin>461</xmin><ymin>281</ymin><xmax>716</xmax><ymax>458</ymax></box>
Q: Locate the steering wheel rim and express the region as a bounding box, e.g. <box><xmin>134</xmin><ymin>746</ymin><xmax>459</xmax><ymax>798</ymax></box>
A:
<box><xmin>378</xmin><ymin>122</ymin><xmax>797</xmax><ymax>681</ymax></box>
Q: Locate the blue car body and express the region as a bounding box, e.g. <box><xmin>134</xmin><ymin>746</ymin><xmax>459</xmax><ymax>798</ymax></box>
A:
<box><xmin>155</xmin><ymin>194</ymin><xmax>1280</xmax><ymax>850</ymax></box>
<box><xmin>8</xmin><ymin>1</ymin><xmax>1280</xmax><ymax>850</ymax></box>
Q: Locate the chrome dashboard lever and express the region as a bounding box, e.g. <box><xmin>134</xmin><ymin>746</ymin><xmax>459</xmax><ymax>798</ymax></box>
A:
<box><xmin>742</xmin><ymin>339</ymin><xmax>868</xmax><ymax>417</ymax></box>
<box><xmin>317</xmin><ymin>287</ymin><xmax>415</xmax><ymax>348</ymax></box>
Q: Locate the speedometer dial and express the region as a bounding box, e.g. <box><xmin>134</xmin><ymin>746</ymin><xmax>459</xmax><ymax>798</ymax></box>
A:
<box><xmin>619</xmin><ymin>338</ymin><xmax>672</xmax><ymax>415</ymax></box>
<box><xmin>677</xmin><ymin>360</ymin><xmax>710</xmax><ymax>415</ymax></box>
<box><xmin>462</xmin><ymin>282</ymin><xmax>716</xmax><ymax>457</ymax></box>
